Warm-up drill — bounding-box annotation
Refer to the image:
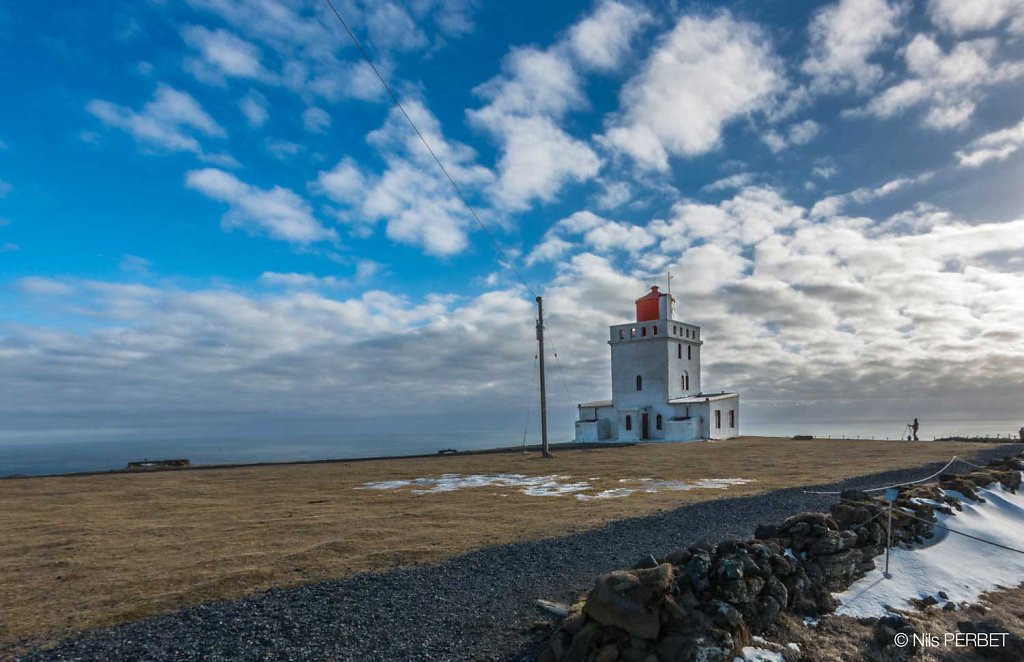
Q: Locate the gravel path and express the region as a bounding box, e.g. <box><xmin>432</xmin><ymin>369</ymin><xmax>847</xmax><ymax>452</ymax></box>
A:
<box><xmin>20</xmin><ymin>444</ymin><xmax>1023</xmax><ymax>662</ymax></box>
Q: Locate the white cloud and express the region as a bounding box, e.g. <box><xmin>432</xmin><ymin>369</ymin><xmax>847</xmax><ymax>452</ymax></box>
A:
<box><xmin>259</xmin><ymin>272</ymin><xmax>346</xmax><ymax>289</ymax></box>
<box><xmin>182</xmin><ymin>25</ymin><xmax>269</xmax><ymax>85</ymax></box>
<box><xmin>762</xmin><ymin>119</ymin><xmax>821</xmax><ymax>152</ymax></box>
<box><xmin>316</xmin><ymin>100</ymin><xmax>494</xmax><ymax>256</ymax></box>
<box><xmin>186</xmin><ymin>0</ymin><xmax>476</xmax><ymax>102</ymax></box>
<box><xmin>185</xmin><ymin>168</ymin><xmax>337</xmax><ymax>245</ymax></box>
<box><xmin>567</xmin><ymin>0</ymin><xmax>653</xmax><ymax>72</ymax></box>
<box><xmin>702</xmin><ymin>173</ymin><xmax>755</xmax><ymax>192</ymax></box>
<box><xmin>601</xmin><ymin>12</ymin><xmax>786</xmax><ymax>170</ymax></box>
<box><xmin>239</xmin><ymin>89</ymin><xmax>269</xmax><ymax>128</ymax></box>
<box><xmin>87</xmin><ymin>84</ymin><xmax>226</xmax><ymax>157</ymax></box>
<box><xmin>928</xmin><ymin>0</ymin><xmax>1024</xmax><ymax>35</ymax></box>
<box><xmin>789</xmin><ymin>119</ymin><xmax>822</xmax><ymax>145</ymax></box>
<box><xmin>265</xmin><ymin>138</ymin><xmax>303</xmax><ymax>159</ymax></box>
<box><xmin>802</xmin><ymin>0</ymin><xmax>906</xmax><ymax>94</ymax></box>
<box><xmin>302</xmin><ymin>107</ymin><xmax>331</xmax><ymax>133</ymax></box>
<box><xmin>474</xmin><ymin>114</ymin><xmax>601</xmax><ymax>210</ymax></box>
<box><xmin>956</xmin><ymin>116</ymin><xmax>1024</xmax><ymax>166</ymax></box>
<box><xmin>858</xmin><ymin>34</ymin><xmax>1024</xmax><ymax>129</ymax></box>
<box><xmin>810</xmin><ymin>172</ymin><xmax>933</xmax><ymax>218</ymax></box>
<box><xmin>594</xmin><ymin>180</ymin><xmax>633</xmax><ymax>210</ymax></box>
<box><xmin>527</xmin><ymin>210</ymin><xmax>655</xmax><ymax>266</ymax></box>
<box><xmin>467</xmin><ymin>44</ymin><xmax>601</xmax><ymax>210</ymax></box>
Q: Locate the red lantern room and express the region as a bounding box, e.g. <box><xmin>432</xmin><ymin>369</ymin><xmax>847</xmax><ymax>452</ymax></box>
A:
<box><xmin>635</xmin><ymin>286</ymin><xmax>668</xmax><ymax>322</ymax></box>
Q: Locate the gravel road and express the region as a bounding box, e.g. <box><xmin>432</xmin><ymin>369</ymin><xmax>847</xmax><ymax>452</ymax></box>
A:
<box><xmin>20</xmin><ymin>444</ymin><xmax>1023</xmax><ymax>662</ymax></box>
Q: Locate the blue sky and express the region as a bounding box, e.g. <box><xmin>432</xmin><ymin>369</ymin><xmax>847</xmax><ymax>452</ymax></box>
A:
<box><xmin>2</xmin><ymin>0</ymin><xmax>1024</xmax><ymax>444</ymax></box>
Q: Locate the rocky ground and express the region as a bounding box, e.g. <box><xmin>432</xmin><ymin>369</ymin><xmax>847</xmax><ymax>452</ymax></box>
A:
<box><xmin>17</xmin><ymin>443</ymin><xmax>1023</xmax><ymax>662</ymax></box>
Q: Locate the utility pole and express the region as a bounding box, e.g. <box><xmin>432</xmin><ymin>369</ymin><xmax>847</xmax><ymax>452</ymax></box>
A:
<box><xmin>536</xmin><ymin>296</ymin><xmax>552</xmax><ymax>458</ymax></box>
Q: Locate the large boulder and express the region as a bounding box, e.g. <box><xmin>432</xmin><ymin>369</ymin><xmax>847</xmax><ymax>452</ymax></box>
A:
<box><xmin>583</xmin><ymin>563</ymin><xmax>674</xmax><ymax>639</ymax></box>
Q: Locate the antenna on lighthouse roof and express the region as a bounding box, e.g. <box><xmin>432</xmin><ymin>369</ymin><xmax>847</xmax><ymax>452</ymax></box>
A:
<box><xmin>666</xmin><ymin>270</ymin><xmax>674</xmax><ymax>298</ymax></box>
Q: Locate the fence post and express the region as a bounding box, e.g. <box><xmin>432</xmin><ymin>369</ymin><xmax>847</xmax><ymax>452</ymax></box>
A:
<box><xmin>885</xmin><ymin>499</ymin><xmax>893</xmax><ymax>578</ymax></box>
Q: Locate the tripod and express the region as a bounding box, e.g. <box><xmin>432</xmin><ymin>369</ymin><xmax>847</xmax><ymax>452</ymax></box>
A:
<box><xmin>902</xmin><ymin>424</ymin><xmax>913</xmax><ymax>441</ymax></box>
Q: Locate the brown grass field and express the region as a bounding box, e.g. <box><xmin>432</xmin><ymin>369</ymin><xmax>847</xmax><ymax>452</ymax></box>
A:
<box><xmin>0</xmin><ymin>436</ymin><xmax>1011</xmax><ymax>651</ymax></box>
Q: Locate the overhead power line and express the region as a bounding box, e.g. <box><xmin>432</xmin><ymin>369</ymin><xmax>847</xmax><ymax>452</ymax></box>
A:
<box><xmin>322</xmin><ymin>0</ymin><xmax>537</xmax><ymax>298</ymax></box>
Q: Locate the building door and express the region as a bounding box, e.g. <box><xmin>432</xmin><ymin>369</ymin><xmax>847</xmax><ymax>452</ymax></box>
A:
<box><xmin>641</xmin><ymin>413</ymin><xmax>650</xmax><ymax>439</ymax></box>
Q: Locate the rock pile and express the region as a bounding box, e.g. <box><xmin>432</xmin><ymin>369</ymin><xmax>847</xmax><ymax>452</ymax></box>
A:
<box><xmin>540</xmin><ymin>453</ymin><xmax>1023</xmax><ymax>662</ymax></box>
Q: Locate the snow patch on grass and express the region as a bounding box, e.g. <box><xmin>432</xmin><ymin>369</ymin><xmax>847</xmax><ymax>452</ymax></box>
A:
<box><xmin>358</xmin><ymin>474</ymin><xmax>752</xmax><ymax>499</ymax></box>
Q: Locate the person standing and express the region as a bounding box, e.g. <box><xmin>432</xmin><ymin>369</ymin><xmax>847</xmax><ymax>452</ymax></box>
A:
<box><xmin>1019</xmin><ymin>426</ymin><xmax>1023</xmax><ymax>442</ymax></box>
<box><xmin>911</xmin><ymin>417</ymin><xmax>920</xmax><ymax>441</ymax></box>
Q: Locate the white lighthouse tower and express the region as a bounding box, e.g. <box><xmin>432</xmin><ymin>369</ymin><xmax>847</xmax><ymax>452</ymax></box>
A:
<box><xmin>574</xmin><ymin>285</ymin><xmax>739</xmax><ymax>442</ymax></box>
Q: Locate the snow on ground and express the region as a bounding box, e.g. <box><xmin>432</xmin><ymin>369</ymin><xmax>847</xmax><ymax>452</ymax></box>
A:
<box><xmin>356</xmin><ymin>474</ymin><xmax>591</xmax><ymax>496</ymax></box>
<box><xmin>834</xmin><ymin>478</ymin><xmax>1024</xmax><ymax>618</ymax></box>
<box><xmin>356</xmin><ymin>474</ymin><xmax>752</xmax><ymax>499</ymax></box>
<box><xmin>734</xmin><ymin>646</ymin><xmax>785</xmax><ymax>662</ymax></box>
<box><xmin>624</xmin><ymin>477</ymin><xmax>752</xmax><ymax>492</ymax></box>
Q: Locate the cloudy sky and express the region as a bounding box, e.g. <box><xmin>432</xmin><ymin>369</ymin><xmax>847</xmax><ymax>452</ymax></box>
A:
<box><xmin>2</xmin><ymin>0</ymin><xmax>1024</xmax><ymax>447</ymax></box>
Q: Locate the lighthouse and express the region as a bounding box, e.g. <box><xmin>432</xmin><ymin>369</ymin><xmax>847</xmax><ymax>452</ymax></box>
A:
<box><xmin>574</xmin><ymin>286</ymin><xmax>740</xmax><ymax>442</ymax></box>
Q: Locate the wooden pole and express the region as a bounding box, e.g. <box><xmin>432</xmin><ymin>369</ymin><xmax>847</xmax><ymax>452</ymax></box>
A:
<box><xmin>536</xmin><ymin>296</ymin><xmax>552</xmax><ymax>458</ymax></box>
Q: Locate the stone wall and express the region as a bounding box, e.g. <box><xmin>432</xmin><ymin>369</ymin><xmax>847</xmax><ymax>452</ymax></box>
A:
<box><xmin>540</xmin><ymin>454</ymin><xmax>1024</xmax><ymax>662</ymax></box>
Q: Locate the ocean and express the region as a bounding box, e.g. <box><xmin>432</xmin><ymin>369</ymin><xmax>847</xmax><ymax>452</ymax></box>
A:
<box><xmin>1</xmin><ymin>419</ymin><xmax>1021</xmax><ymax>477</ymax></box>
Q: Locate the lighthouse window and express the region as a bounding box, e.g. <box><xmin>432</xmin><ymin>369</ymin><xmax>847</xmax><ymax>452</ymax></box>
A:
<box><xmin>688</xmin><ymin>346</ymin><xmax>692</xmax><ymax>360</ymax></box>
<box><xmin>677</xmin><ymin>344</ymin><xmax>682</xmax><ymax>359</ymax></box>
<box><xmin>619</xmin><ymin>329</ymin><xmax>624</xmax><ymax>339</ymax></box>
<box><xmin>635</xmin><ymin>375</ymin><xmax>642</xmax><ymax>391</ymax></box>
<box><xmin>641</xmin><ymin>327</ymin><xmax>647</xmax><ymax>337</ymax></box>
<box><xmin>625</xmin><ymin>415</ymin><xmax>632</xmax><ymax>431</ymax></box>
<box><xmin>653</xmin><ymin>326</ymin><xmax>658</xmax><ymax>335</ymax></box>
<box><xmin>673</xmin><ymin>325</ymin><xmax>677</xmax><ymax>334</ymax></box>
<box><xmin>630</xmin><ymin>327</ymin><xmax>636</xmax><ymax>338</ymax></box>
<box><xmin>656</xmin><ymin>415</ymin><xmax>663</xmax><ymax>430</ymax></box>
<box><xmin>686</xmin><ymin>329</ymin><xmax>690</xmax><ymax>338</ymax></box>
<box><xmin>715</xmin><ymin>410</ymin><xmax>722</xmax><ymax>429</ymax></box>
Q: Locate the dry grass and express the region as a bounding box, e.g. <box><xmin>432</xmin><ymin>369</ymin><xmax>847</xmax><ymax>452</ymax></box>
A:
<box><xmin>0</xmin><ymin>436</ymin><xmax>1004</xmax><ymax>651</ymax></box>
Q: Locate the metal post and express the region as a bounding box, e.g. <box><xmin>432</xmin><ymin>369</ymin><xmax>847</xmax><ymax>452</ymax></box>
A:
<box><xmin>536</xmin><ymin>296</ymin><xmax>552</xmax><ymax>459</ymax></box>
<box><xmin>885</xmin><ymin>500</ymin><xmax>893</xmax><ymax>578</ymax></box>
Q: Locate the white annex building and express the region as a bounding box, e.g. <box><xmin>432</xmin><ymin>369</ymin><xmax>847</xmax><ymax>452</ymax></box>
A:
<box><xmin>574</xmin><ymin>285</ymin><xmax>740</xmax><ymax>443</ymax></box>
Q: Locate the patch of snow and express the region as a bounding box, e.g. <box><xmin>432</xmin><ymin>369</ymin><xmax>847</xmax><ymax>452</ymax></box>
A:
<box><xmin>357</xmin><ymin>473</ymin><xmax>591</xmax><ymax>496</ymax></box>
<box><xmin>576</xmin><ymin>488</ymin><xmax>636</xmax><ymax>501</ymax></box>
<box><xmin>357</xmin><ymin>474</ymin><xmax>753</xmax><ymax>499</ymax></box>
<box><xmin>834</xmin><ymin>478</ymin><xmax>1024</xmax><ymax>618</ymax></box>
<box><xmin>734</xmin><ymin>646</ymin><xmax>786</xmax><ymax>662</ymax></box>
<box><xmin>358</xmin><ymin>479</ymin><xmax>413</xmax><ymax>490</ymax></box>
<box><xmin>621</xmin><ymin>477</ymin><xmax>753</xmax><ymax>492</ymax></box>
<box><xmin>786</xmin><ymin>643</ymin><xmax>800</xmax><ymax>652</ymax></box>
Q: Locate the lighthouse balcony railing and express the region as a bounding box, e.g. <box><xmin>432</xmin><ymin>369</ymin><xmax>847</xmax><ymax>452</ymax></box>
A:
<box><xmin>609</xmin><ymin>321</ymin><xmax>700</xmax><ymax>343</ymax></box>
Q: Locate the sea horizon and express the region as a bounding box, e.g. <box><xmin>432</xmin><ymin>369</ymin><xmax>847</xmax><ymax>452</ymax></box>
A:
<box><xmin>2</xmin><ymin>417</ymin><xmax>1021</xmax><ymax>477</ymax></box>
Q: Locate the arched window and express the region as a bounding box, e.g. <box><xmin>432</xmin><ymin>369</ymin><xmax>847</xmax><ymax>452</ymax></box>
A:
<box><xmin>630</xmin><ymin>327</ymin><xmax>636</xmax><ymax>338</ymax></box>
<box><xmin>686</xmin><ymin>373</ymin><xmax>690</xmax><ymax>390</ymax></box>
<box><xmin>625</xmin><ymin>415</ymin><xmax>632</xmax><ymax>431</ymax></box>
<box><xmin>641</xmin><ymin>326</ymin><xmax>647</xmax><ymax>337</ymax></box>
<box><xmin>681</xmin><ymin>374</ymin><xmax>686</xmax><ymax>391</ymax></box>
<box><xmin>636</xmin><ymin>375</ymin><xmax>642</xmax><ymax>391</ymax></box>
<box><xmin>677</xmin><ymin>344</ymin><xmax>682</xmax><ymax>359</ymax></box>
<box><xmin>656</xmin><ymin>414</ymin><xmax>663</xmax><ymax>430</ymax></box>
<box><xmin>619</xmin><ymin>329</ymin><xmax>624</xmax><ymax>339</ymax></box>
